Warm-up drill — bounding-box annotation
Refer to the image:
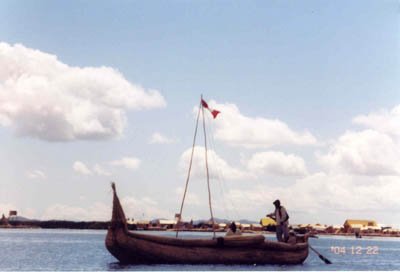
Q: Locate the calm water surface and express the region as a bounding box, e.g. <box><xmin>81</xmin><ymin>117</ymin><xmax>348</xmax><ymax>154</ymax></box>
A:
<box><xmin>0</xmin><ymin>229</ymin><xmax>399</xmax><ymax>271</ymax></box>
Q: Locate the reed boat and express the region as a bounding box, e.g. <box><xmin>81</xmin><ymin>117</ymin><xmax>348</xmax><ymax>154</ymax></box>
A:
<box><xmin>105</xmin><ymin>183</ymin><xmax>309</xmax><ymax>265</ymax></box>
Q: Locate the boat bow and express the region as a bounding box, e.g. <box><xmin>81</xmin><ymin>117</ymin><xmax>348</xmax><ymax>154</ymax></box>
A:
<box><xmin>110</xmin><ymin>182</ymin><xmax>128</xmax><ymax>231</ymax></box>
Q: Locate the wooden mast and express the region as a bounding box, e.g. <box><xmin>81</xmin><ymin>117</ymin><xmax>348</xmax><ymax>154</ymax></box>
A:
<box><xmin>176</xmin><ymin>99</ymin><xmax>201</xmax><ymax>237</ymax></box>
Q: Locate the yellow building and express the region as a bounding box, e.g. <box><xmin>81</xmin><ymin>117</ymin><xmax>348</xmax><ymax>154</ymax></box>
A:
<box><xmin>343</xmin><ymin>219</ymin><xmax>378</xmax><ymax>232</ymax></box>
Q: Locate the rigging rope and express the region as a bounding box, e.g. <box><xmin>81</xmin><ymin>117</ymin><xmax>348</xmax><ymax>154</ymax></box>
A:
<box><xmin>202</xmin><ymin>103</ymin><xmax>216</xmax><ymax>238</ymax></box>
<box><xmin>175</xmin><ymin>100</ymin><xmax>202</xmax><ymax>238</ymax></box>
<box><xmin>206</xmin><ymin>121</ymin><xmax>227</xmax><ymax>217</ymax></box>
<box><xmin>206</xmin><ymin>113</ymin><xmax>241</xmax><ymax>220</ymax></box>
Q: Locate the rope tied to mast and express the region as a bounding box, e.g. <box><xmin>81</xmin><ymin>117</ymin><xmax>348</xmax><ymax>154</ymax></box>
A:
<box><xmin>202</xmin><ymin>101</ymin><xmax>216</xmax><ymax>238</ymax></box>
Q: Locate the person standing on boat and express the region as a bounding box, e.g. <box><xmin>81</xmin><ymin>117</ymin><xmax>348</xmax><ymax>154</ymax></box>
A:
<box><xmin>267</xmin><ymin>199</ymin><xmax>289</xmax><ymax>242</ymax></box>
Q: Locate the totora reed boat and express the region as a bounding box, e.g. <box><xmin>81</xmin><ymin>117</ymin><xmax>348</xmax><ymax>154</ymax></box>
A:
<box><xmin>105</xmin><ymin>183</ymin><xmax>309</xmax><ymax>265</ymax></box>
<box><xmin>105</xmin><ymin>97</ymin><xmax>309</xmax><ymax>265</ymax></box>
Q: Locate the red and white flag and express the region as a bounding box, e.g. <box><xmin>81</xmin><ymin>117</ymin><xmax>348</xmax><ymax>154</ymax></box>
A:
<box><xmin>201</xmin><ymin>99</ymin><xmax>220</xmax><ymax>119</ymax></box>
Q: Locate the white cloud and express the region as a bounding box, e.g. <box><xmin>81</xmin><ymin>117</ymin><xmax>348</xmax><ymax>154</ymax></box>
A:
<box><xmin>175</xmin><ymin>187</ymin><xmax>201</xmax><ymax>206</ymax></box>
<box><xmin>353</xmin><ymin>104</ymin><xmax>400</xmax><ymax>137</ymax></box>
<box><xmin>121</xmin><ymin>196</ymin><xmax>170</xmax><ymax>219</ymax></box>
<box><xmin>74</xmin><ymin>159</ymin><xmax>139</xmax><ymax>176</ymax></box>
<box><xmin>27</xmin><ymin>169</ymin><xmax>47</xmax><ymax>179</ymax></box>
<box><xmin>73</xmin><ymin>161</ymin><xmax>92</xmax><ymax>175</ymax></box>
<box><xmin>21</xmin><ymin>208</ymin><xmax>37</xmax><ymax>219</ymax></box>
<box><xmin>317</xmin><ymin>104</ymin><xmax>400</xmax><ymax>177</ymax></box>
<box><xmin>93</xmin><ymin>164</ymin><xmax>112</xmax><ymax>176</ymax></box>
<box><xmin>246</xmin><ymin>151</ymin><xmax>308</xmax><ymax>176</ymax></box>
<box><xmin>290</xmin><ymin>173</ymin><xmax>400</xmax><ymax>215</ymax></box>
<box><xmin>42</xmin><ymin>196</ymin><xmax>169</xmax><ymax>221</ymax></box>
<box><xmin>0</xmin><ymin>42</ymin><xmax>166</xmax><ymax>141</ymax></box>
<box><xmin>41</xmin><ymin>202</ymin><xmax>110</xmax><ymax>221</ymax></box>
<box><xmin>110</xmin><ymin>157</ymin><xmax>141</xmax><ymax>170</ymax></box>
<box><xmin>179</xmin><ymin>146</ymin><xmax>254</xmax><ymax>181</ymax></box>
<box><xmin>73</xmin><ymin>162</ymin><xmax>112</xmax><ymax>176</ymax></box>
<box><xmin>317</xmin><ymin>130</ymin><xmax>400</xmax><ymax>176</ymax></box>
<box><xmin>141</xmin><ymin>197</ymin><xmax>158</xmax><ymax>206</ymax></box>
<box><xmin>199</xmin><ymin>101</ymin><xmax>316</xmax><ymax>148</ymax></box>
<box><xmin>216</xmin><ymin>172</ymin><xmax>400</xmax><ymax>225</ymax></box>
<box><xmin>149</xmin><ymin>132</ymin><xmax>175</xmax><ymax>144</ymax></box>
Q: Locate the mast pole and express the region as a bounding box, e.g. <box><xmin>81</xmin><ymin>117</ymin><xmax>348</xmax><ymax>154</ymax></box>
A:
<box><xmin>176</xmin><ymin>98</ymin><xmax>202</xmax><ymax>238</ymax></box>
<box><xmin>201</xmin><ymin>95</ymin><xmax>216</xmax><ymax>238</ymax></box>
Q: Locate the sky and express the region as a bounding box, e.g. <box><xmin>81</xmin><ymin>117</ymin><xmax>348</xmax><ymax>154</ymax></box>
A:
<box><xmin>0</xmin><ymin>0</ymin><xmax>399</xmax><ymax>227</ymax></box>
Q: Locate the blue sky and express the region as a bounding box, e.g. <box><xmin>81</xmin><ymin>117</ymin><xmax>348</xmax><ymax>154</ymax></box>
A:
<box><xmin>0</xmin><ymin>1</ymin><xmax>399</xmax><ymax>227</ymax></box>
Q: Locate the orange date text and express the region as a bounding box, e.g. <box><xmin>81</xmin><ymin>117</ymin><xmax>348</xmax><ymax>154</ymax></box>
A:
<box><xmin>330</xmin><ymin>246</ymin><xmax>379</xmax><ymax>255</ymax></box>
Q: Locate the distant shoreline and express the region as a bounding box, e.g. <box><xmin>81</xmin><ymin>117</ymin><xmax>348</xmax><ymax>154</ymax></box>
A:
<box><xmin>1</xmin><ymin>221</ymin><xmax>399</xmax><ymax>238</ymax></box>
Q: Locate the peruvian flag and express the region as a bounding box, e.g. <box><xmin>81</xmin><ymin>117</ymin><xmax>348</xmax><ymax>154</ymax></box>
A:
<box><xmin>201</xmin><ymin>99</ymin><xmax>220</xmax><ymax>119</ymax></box>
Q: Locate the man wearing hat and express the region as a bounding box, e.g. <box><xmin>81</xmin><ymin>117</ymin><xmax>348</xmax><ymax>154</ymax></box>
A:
<box><xmin>267</xmin><ymin>199</ymin><xmax>290</xmax><ymax>242</ymax></box>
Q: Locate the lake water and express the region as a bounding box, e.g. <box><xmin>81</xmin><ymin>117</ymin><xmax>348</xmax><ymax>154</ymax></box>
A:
<box><xmin>0</xmin><ymin>229</ymin><xmax>399</xmax><ymax>271</ymax></box>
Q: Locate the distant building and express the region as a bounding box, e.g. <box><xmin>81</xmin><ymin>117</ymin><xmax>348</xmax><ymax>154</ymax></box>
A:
<box><xmin>9</xmin><ymin>210</ymin><xmax>17</xmax><ymax>217</ymax></box>
<box><xmin>136</xmin><ymin>220</ymin><xmax>150</xmax><ymax>228</ymax></box>
<box><xmin>126</xmin><ymin>218</ymin><xmax>150</xmax><ymax>230</ymax></box>
<box><xmin>344</xmin><ymin>219</ymin><xmax>379</xmax><ymax>233</ymax></box>
<box><xmin>308</xmin><ymin>224</ymin><xmax>328</xmax><ymax>233</ymax></box>
<box><xmin>240</xmin><ymin>223</ymin><xmax>251</xmax><ymax>230</ymax></box>
<box><xmin>218</xmin><ymin>223</ymin><xmax>227</xmax><ymax>230</ymax></box>
<box><xmin>0</xmin><ymin>214</ymin><xmax>10</xmax><ymax>227</ymax></box>
<box><xmin>250</xmin><ymin>224</ymin><xmax>263</xmax><ymax>231</ymax></box>
<box><xmin>150</xmin><ymin>219</ymin><xmax>177</xmax><ymax>229</ymax></box>
<box><xmin>326</xmin><ymin>225</ymin><xmax>342</xmax><ymax>234</ymax></box>
<box><xmin>383</xmin><ymin>228</ymin><xmax>400</xmax><ymax>235</ymax></box>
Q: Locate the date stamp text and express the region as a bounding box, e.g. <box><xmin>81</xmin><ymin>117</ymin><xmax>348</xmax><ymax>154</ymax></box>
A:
<box><xmin>330</xmin><ymin>246</ymin><xmax>379</xmax><ymax>255</ymax></box>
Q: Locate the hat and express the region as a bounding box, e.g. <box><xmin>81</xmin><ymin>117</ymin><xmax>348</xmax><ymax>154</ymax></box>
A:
<box><xmin>273</xmin><ymin>199</ymin><xmax>280</xmax><ymax>206</ymax></box>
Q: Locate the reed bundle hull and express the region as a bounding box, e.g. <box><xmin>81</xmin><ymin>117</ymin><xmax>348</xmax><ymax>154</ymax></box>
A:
<box><xmin>105</xmin><ymin>183</ymin><xmax>309</xmax><ymax>265</ymax></box>
<box><xmin>106</xmin><ymin>228</ymin><xmax>308</xmax><ymax>264</ymax></box>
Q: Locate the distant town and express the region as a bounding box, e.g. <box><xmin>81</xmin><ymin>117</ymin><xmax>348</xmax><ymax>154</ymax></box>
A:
<box><xmin>1</xmin><ymin>210</ymin><xmax>399</xmax><ymax>238</ymax></box>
